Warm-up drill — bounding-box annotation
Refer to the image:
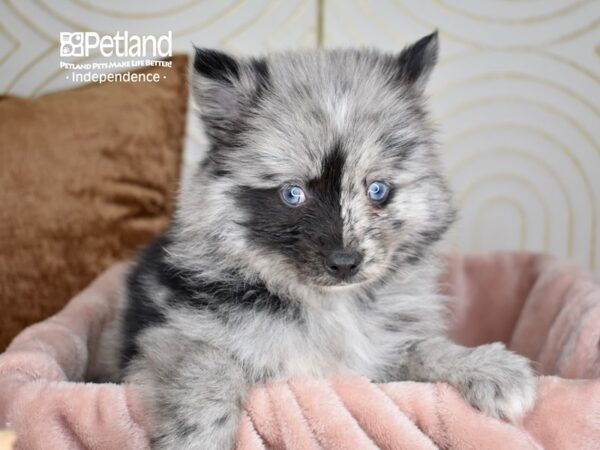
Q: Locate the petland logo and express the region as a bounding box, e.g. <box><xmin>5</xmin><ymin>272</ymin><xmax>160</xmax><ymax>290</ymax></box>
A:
<box><xmin>59</xmin><ymin>31</ymin><xmax>173</xmax><ymax>84</ymax></box>
<box><xmin>60</xmin><ymin>31</ymin><xmax>172</xmax><ymax>58</ymax></box>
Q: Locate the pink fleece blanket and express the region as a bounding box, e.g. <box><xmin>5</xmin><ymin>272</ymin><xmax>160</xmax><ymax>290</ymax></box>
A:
<box><xmin>1</xmin><ymin>252</ymin><xmax>600</xmax><ymax>449</ymax></box>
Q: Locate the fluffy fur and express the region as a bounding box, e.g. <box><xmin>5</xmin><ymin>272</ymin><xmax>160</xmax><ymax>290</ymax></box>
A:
<box><xmin>100</xmin><ymin>33</ymin><xmax>536</xmax><ymax>449</ymax></box>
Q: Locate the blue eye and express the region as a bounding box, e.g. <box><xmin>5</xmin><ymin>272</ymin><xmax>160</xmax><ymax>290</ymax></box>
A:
<box><xmin>367</xmin><ymin>181</ymin><xmax>390</xmax><ymax>203</ymax></box>
<box><xmin>281</xmin><ymin>184</ymin><xmax>306</xmax><ymax>206</ymax></box>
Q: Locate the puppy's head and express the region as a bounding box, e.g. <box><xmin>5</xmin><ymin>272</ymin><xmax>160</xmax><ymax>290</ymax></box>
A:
<box><xmin>182</xmin><ymin>33</ymin><xmax>454</xmax><ymax>290</ymax></box>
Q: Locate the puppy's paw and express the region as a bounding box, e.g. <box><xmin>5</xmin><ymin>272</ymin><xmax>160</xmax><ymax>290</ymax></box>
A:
<box><xmin>454</xmin><ymin>343</ymin><xmax>536</xmax><ymax>422</ymax></box>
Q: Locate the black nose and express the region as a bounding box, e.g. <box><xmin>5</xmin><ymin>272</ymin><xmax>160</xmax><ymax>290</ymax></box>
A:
<box><xmin>324</xmin><ymin>249</ymin><xmax>363</xmax><ymax>280</ymax></box>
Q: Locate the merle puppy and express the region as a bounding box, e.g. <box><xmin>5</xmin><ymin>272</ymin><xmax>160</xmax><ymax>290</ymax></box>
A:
<box><xmin>97</xmin><ymin>33</ymin><xmax>535</xmax><ymax>449</ymax></box>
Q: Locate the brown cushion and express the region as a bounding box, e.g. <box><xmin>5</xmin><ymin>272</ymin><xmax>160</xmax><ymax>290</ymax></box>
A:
<box><xmin>0</xmin><ymin>56</ymin><xmax>188</xmax><ymax>350</ymax></box>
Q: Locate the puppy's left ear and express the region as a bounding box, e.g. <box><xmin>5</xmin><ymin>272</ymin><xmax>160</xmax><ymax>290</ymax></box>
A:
<box><xmin>395</xmin><ymin>31</ymin><xmax>439</xmax><ymax>93</ymax></box>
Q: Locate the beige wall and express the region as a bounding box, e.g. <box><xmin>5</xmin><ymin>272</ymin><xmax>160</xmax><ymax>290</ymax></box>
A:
<box><xmin>1</xmin><ymin>0</ymin><xmax>599</xmax><ymax>272</ymax></box>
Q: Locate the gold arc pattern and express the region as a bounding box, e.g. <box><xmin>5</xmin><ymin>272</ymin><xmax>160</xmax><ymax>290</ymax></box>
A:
<box><xmin>433</xmin><ymin>0</ymin><xmax>592</xmax><ymax>25</ymax></box>
<box><xmin>392</xmin><ymin>0</ymin><xmax>600</xmax><ymax>49</ymax></box>
<box><xmin>219</xmin><ymin>1</ymin><xmax>279</xmax><ymax>50</ymax></box>
<box><xmin>431</xmin><ymin>73</ymin><xmax>600</xmax><ymax>118</ymax></box>
<box><xmin>70</xmin><ymin>0</ymin><xmax>202</xmax><ymax>19</ymax></box>
<box><xmin>172</xmin><ymin>1</ymin><xmax>246</xmax><ymax>37</ymax></box>
<box><xmin>445</xmin><ymin>123</ymin><xmax>597</xmax><ymax>268</ymax></box>
<box><xmin>0</xmin><ymin>22</ymin><xmax>19</xmax><ymax>66</ymax></box>
<box><xmin>316</xmin><ymin>0</ymin><xmax>324</xmax><ymax>48</ymax></box>
<box><xmin>472</xmin><ymin>197</ymin><xmax>527</xmax><ymax>250</ymax></box>
<box><xmin>456</xmin><ymin>173</ymin><xmax>551</xmax><ymax>253</ymax></box>
<box><xmin>436</xmin><ymin>97</ymin><xmax>598</xmax><ymax>151</ymax></box>
<box><xmin>448</xmin><ymin>147</ymin><xmax>575</xmax><ymax>261</ymax></box>
<box><xmin>271</xmin><ymin>0</ymin><xmax>312</xmax><ymax>47</ymax></box>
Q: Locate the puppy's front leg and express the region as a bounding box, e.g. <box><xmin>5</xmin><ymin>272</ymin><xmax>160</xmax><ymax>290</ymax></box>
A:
<box><xmin>126</xmin><ymin>328</ymin><xmax>246</xmax><ymax>450</ymax></box>
<box><xmin>397</xmin><ymin>336</ymin><xmax>536</xmax><ymax>421</ymax></box>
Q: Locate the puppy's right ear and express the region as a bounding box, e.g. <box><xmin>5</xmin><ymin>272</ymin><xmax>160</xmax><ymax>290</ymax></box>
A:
<box><xmin>191</xmin><ymin>48</ymin><xmax>244</xmax><ymax>146</ymax></box>
<box><xmin>193</xmin><ymin>48</ymin><xmax>240</xmax><ymax>86</ymax></box>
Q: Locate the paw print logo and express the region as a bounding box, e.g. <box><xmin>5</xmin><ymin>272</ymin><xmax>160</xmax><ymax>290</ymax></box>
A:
<box><xmin>60</xmin><ymin>32</ymin><xmax>85</xmax><ymax>57</ymax></box>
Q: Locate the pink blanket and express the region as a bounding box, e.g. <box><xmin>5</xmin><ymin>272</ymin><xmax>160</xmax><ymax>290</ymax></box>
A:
<box><xmin>1</xmin><ymin>252</ymin><xmax>599</xmax><ymax>449</ymax></box>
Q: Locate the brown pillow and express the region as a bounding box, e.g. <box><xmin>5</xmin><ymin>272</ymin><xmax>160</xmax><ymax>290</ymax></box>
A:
<box><xmin>0</xmin><ymin>56</ymin><xmax>188</xmax><ymax>350</ymax></box>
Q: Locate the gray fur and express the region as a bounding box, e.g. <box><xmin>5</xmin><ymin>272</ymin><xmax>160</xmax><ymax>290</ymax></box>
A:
<box><xmin>94</xmin><ymin>33</ymin><xmax>536</xmax><ymax>449</ymax></box>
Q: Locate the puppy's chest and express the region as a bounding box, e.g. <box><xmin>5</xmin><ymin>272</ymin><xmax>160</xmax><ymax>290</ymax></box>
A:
<box><xmin>228</xmin><ymin>303</ymin><xmax>388</xmax><ymax>381</ymax></box>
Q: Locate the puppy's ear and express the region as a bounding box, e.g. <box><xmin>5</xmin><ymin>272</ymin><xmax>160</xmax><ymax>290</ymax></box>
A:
<box><xmin>191</xmin><ymin>48</ymin><xmax>270</xmax><ymax>147</ymax></box>
<box><xmin>193</xmin><ymin>48</ymin><xmax>240</xmax><ymax>84</ymax></box>
<box><xmin>395</xmin><ymin>31</ymin><xmax>439</xmax><ymax>93</ymax></box>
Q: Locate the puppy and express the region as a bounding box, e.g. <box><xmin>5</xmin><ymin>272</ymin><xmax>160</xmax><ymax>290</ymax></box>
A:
<box><xmin>102</xmin><ymin>33</ymin><xmax>535</xmax><ymax>449</ymax></box>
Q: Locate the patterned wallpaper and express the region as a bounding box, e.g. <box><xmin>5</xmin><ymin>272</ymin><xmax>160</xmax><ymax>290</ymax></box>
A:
<box><xmin>1</xmin><ymin>0</ymin><xmax>599</xmax><ymax>272</ymax></box>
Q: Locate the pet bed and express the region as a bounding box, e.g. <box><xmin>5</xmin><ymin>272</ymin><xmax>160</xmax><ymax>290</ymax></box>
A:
<box><xmin>1</xmin><ymin>252</ymin><xmax>599</xmax><ymax>449</ymax></box>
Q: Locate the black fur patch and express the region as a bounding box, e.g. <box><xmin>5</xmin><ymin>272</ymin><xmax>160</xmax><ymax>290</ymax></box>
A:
<box><xmin>155</xmin><ymin>238</ymin><xmax>302</xmax><ymax>320</ymax></box>
<box><xmin>121</xmin><ymin>232</ymin><xmax>304</xmax><ymax>369</ymax></box>
<box><xmin>236</xmin><ymin>144</ymin><xmax>346</xmax><ymax>276</ymax></box>
<box><xmin>163</xmin><ymin>269</ymin><xmax>302</xmax><ymax>321</ymax></box>
<box><xmin>120</xmin><ymin>237</ymin><xmax>168</xmax><ymax>369</ymax></box>
<box><xmin>193</xmin><ymin>48</ymin><xmax>240</xmax><ymax>84</ymax></box>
